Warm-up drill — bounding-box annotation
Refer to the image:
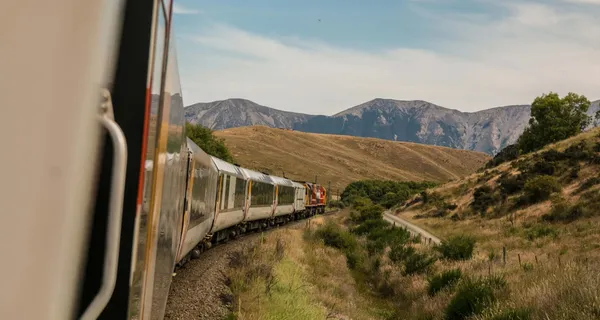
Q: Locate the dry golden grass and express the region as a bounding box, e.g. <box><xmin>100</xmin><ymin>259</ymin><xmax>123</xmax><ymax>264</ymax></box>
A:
<box><xmin>389</xmin><ymin>127</ymin><xmax>600</xmax><ymax>319</ymax></box>
<box><xmin>215</xmin><ymin>125</ymin><xmax>490</xmax><ymax>191</ymax></box>
<box><xmin>226</xmin><ymin>228</ymin><xmax>327</xmax><ymax>320</ymax></box>
<box><xmin>226</xmin><ymin>214</ymin><xmax>393</xmax><ymax>320</ymax></box>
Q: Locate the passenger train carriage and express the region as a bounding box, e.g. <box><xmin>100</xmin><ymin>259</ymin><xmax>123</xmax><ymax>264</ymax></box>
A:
<box><xmin>1</xmin><ymin>2</ymin><xmax>327</xmax><ymax>319</ymax></box>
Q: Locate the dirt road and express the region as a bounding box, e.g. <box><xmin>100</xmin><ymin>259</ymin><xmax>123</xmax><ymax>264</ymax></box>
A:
<box><xmin>383</xmin><ymin>211</ymin><xmax>441</xmax><ymax>245</ymax></box>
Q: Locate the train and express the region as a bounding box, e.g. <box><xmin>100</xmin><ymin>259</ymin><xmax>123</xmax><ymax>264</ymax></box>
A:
<box><xmin>0</xmin><ymin>1</ymin><xmax>328</xmax><ymax>320</ymax></box>
<box><xmin>133</xmin><ymin>138</ymin><xmax>327</xmax><ymax>319</ymax></box>
<box><xmin>171</xmin><ymin>143</ymin><xmax>327</xmax><ymax>269</ymax></box>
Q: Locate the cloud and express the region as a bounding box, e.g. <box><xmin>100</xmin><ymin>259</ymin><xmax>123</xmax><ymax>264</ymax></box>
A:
<box><xmin>178</xmin><ymin>1</ymin><xmax>600</xmax><ymax>114</ymax></box>
<box><xmin>563</xmin><ymin>0</ymin><xmax>600</xmax><ymax>4</ymax></box>
<box><xmin>172</xmin><ymin>4</ymin><xmax>200</xmax><ymax>15</ymax></box>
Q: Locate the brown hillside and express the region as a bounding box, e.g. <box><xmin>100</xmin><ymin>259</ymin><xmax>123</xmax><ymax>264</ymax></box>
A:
<box><xmin>214</xmin><ymin>126</ymin><xmax>490</xmax><ymax>192</ymax></box>
<box><xmin>392</xmin><ymin>127</ymin><xmax>600</xmax><ymax>319</ymax></box>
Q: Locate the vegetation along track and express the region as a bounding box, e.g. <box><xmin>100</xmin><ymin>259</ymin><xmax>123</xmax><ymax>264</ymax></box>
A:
<box><xmin>383</xmin><ymin>210</ymin><xmax>441</xmax><ymax>245</ymax></box>
<box><xmin>164</xmin><ymin>209</ymin><xmax>340</xmax><ymax>319</ymax></box>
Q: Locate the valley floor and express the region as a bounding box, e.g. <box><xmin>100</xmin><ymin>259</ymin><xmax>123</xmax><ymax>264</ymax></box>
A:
<box><xmin>224</xmin><ymin>211</ymin><xmax>396</xmax><ymax>320</ymax></box>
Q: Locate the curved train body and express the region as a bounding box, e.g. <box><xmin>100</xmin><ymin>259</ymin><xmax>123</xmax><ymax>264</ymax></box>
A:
<box><xmin>175</xmin><ymin>137</ymin><xmax>326</xmax><ymax>268</ymax></box>
<box><xmin>1</xmin><ymin>0</ymin><xmax>327</xmax><ymax>319</ymax></box>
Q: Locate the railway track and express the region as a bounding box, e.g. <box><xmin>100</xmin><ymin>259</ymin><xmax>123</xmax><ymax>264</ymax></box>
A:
<box><xmin>165</xmin><ymin>208</ymin><xmax>341</xmax><ymax>320</ymax></box>
<box><xmin>174</xmin><ymin>208</ymin><xmax>341</xmax><ymax>272</ymax></box>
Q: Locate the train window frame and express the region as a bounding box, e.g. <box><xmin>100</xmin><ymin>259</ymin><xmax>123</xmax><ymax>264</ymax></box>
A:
<box><xmin>233</xmin><ymin>177</ymin><xmax>246</xmax><ymax>209</ymax></box>
<box><xmin>251</xmin><ymin>180</ymin><xmax>274</xmax><ymax>207</ymax></box>
<box><xmin>277</xmin><ymin>185</ymin><xmax>295</xmax><ymax>205</ymax></box>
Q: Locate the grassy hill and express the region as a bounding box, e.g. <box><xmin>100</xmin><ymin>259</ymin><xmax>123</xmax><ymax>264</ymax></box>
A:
<box><xmin>213</xmin><ymin>126</ymin><xmax>490</xmax><ymax>192</ymax></box>
<box><xmin>386</xmin><ymin>127</ymin><xmax>600</xmax><ymax>319</ymax></box>
<box><xmin>219</xmin><ymin>128</ymin><xmax>600</xmax><ymax>320</ymax></box>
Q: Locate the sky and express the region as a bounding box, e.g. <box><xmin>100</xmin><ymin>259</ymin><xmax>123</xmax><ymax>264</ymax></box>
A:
<box><xmin>171</xmin><ymin>0</ymin><xmax>600</xmax><ymax>115</ymax></box>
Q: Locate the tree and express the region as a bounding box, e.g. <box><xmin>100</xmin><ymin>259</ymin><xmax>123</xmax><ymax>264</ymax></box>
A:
<box><xmin>517</xmin><ymin>92</ymin><xmax>591</xmax><ymax>154</ymax></box>
<box><xmin>185</xmin><ymin>122</ymin><xmax>235</xmax><ymax>163</ymax></box>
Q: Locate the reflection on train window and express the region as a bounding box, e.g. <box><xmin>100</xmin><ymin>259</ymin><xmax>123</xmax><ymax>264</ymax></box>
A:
<box><xmin>234</xmin><ymin>177</ymin><xmax>246</xmax><ymax>209</ymax></box>
<box><xmin>251</xmin><ymin>181</ymin><xmax>274</xmax><ymax>206</ymax></box>
<box><xmin>221</xmin><ymin>174</ymin><xmax>230</xmax><ymax>210</ymax></box>
<box><xmin>189</xmin><ymin>165</ymin><xmax>210</xmax><ymax>228</ymax></box>
<box><xmin>277</xmin><ymin>186</ymin><xmax>295</xmax><ymax>205</ymax></box>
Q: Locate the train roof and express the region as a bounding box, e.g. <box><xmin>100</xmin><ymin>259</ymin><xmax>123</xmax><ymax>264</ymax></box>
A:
<box><xmin>291</xmin><ymin>181</ymin><xmax>306</xmax><ymax>189</ymax></box>
<box><xmin>239</xmin><ymin>167</ymin><xmax>274</xmax><ymax>184</ymax></box>
<box><xmin>269</xmin><ymin>175</ymin><xmax>294</xmax><ymax>187</ymax></box>
<box><xmin>210</xmin><ymin>155</ymin><xmax>245</xmax><ymax>178</ymax></box>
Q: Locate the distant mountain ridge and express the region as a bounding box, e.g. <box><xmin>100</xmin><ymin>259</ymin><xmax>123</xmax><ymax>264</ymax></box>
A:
<box><xmin>185</xmin><ymin>98</ymin><xmax>600</xmax><ymax>155</ymax></box>
<box><xmin>184</xmin><ymin>98</ymin><xmax>314</xmax><ymax>130</ymax></box>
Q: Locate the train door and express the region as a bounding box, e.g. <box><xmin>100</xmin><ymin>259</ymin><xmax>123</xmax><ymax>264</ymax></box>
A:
<box><xmin>78</xmin><ymin>0</ymin><xmax>187</xmax><ymax>319</ymax></box>
<box><xmin>0</xmin><ymin>0</ymin><xmax>128</xmax><ymax>319</ymax></box>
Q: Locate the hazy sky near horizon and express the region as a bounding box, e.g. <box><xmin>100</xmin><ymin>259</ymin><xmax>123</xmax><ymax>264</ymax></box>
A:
<box><xmin>172</xmin><ymin>0</ymin><xmax>600</xmax><ymax>115</ymax></box>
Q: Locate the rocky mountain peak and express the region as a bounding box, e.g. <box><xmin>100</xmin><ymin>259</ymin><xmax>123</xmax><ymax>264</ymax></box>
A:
<box><xmin>184</xmin><ymin>97</ymin><xmax>600</xmax><ymax>155</ymax></box>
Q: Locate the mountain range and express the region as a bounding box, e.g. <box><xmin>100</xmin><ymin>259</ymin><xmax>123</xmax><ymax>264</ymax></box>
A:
<box><xmin>184</xmin><ymin>98</ymin><xmax>600</xmax><ymax>155</ymax></box>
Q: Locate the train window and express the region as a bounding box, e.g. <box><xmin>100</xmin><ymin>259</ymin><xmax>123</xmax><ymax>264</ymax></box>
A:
<box><xmin>277</xmin><ymin>186</ymin><xmax>295</xmax><ymax>205</ymax></box>
<box><xmin>127</xmin><ymin>4</ymin><xmax>167</xmax><ymax>317</ymax></box>
<box><xmin>222</xmin><ymin>175</ymin><xmax>230</xmax><ymax>210</ymax></box>
<box><xmin>188</xmin><ymin>164</ymin><xmax>209</xmax><ymax>229</ymax></box>
<box><xmin>251</xmin><ymin>181</ymin><xmax>273</xmax><ymax>206</ymax></box>
<box><xmin>233</xmin><ymin>177</ymin><xmax>246</xmax><ymax>209</ymax></box>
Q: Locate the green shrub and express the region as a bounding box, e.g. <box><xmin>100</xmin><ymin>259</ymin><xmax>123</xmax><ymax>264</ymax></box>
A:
<box><xmin>471</xmin><ymin>185</ymin><xmax>500</xmax><ymax>215</ymax></box>
<box><xmin>485</xmin><ymin>144</ymin><xmax>519</xmax><ymax>168</ymax></box>
<box><xmin>314</xmin><ymin>222</ymin><xmax>362</xmax><ymax>269</ymax></box>
<box><xmin>344</xmin><ymin>249</ymin><xmax>361</xmax><ymax>269</ymax></box>
<box><xmin>355</xmin><ymin>204</ymin><xmax>385</xmax><ymax>222</ymax></box>
<box><xmin>446</xmin><ymin>203</ymin><xmax>458</xmax><ymax>210</ymax></box>
<box><xmin>403</xmin><ymin>251</ymin><xmax>437</xmax><ymax>275</ymax></box>
<box><xmin>525</xmin><ymin>224</ymin><xmax>558</xmax><ymax>240</ymax></box>
<box><xmin>366</xmin><ymin>225</ymin><xmax>411</xmax><ymax>246</ymax></box>
<box><xmin>522</xmin><ymin>175</ymin><xmax>562</xmax><ymax>203</ymax></box>
<box><xmin>568</xmin><ymin>165</ymin><xmax>580</xmax><ymax>181</ymax></box>
<box><xmin>341</xmin><ymin>179</ymin><xmax>436</xmax><ymax>206</ymax></box>
<box><xmin>541</xmin><ymin>149</ymin><xmax>567</xmax><ymax>162</ymax></box>
<box><xmin>498</xmin><ymin>173</ymin><xmax>527</xmax><ymax>195</ymax></box>
<box><xmin>530</xmin><ymin>160</ymin><xmax>558</xmax><ymax>176</ymax></box>
<box><xmin>351</xmin><ymin>218</ymin><xmax>389</xmax><ymax>236</ymax></box>
<box><xmin>185</xmin><ymin>122</ymin><xmax>235</xmax><ymax>162</ymax></box>
<box><xmin>484</xmin><ymin>274</ymin><xmax>507</xmax><ymax>289</ymax></box>
<box><xmin>388</xmin><ymin>245</ymin><xmax>416</xmax><ymax>264</ymax></box>
<box><xmin>366</xmin><ymin>239</ymin><xmax>386</xmax><ymax>256</ymax></box>
<box><xmin>351</xmin><ymin>197</ymin><xmax>373</xmax><ymax>210</ymax></box>
<box><xmin>314</xmin><ymin>222</ymin><xmax>357</xmax><ymax>252</ymax></box>
<box><xmin>444</xmin><ymin>278</ymin><xmax>497</xmax><ymax>320</ymax></box>
<box><xmin>563</xmin><ymin>141</ymin><xmax>595</xmax><ymax>161</ymax></box>
<box><xmin>576</xmin><ymin>176</ymin><xmax>600</xmax><ymax>193</ymax></box>
<box><xmin>381</xmin><ymin>192</ymin><xmax>407</xmax><ymax>208</ymax></box>
<box><xmin>427</xmin><ymin>268</ymin><xmax>462</xmax><ymax>296</ymax></box>
<box><xmin>490</xmin><ymin>308</ymin><xmax>532</xmax><ymax>320</ymax></box>
<box><xmin>437</xmin><ymin>235</ymin><xmax>476</xmax><ymax>261</ymax></box>
<box><xmin>542</xmin><ymin>199</ymin><xmax>586</xmax><ymax>223</ymax></box>
<box><xmin>522</xmin><ymin>262</ymin><xmax>534</xmax><ymax>272</ymax></box>
<box><xmin>420</xmin><ymin>191</ymin><xmax>430</xmax><ymax>204</ymax></box>
<box><xmin>327</xmin><ymin>200</ymin><xmax>345</xmax><ymax>209</ymax></box>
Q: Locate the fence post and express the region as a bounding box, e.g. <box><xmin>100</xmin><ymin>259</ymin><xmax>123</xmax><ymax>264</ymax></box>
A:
<box><xmin>327</xmin><ymin>180</ymin><xmax>331</xmax><ymax>204</ymax></box>
<box><xmin>518</xmin><ymin>253</ymin><xmax>521</xmax><ymax>267</ymax></box>
<box><xmin>503</xmin><ymin>247</ymin><xmax>506</xmax><ymax>266</ymax></box>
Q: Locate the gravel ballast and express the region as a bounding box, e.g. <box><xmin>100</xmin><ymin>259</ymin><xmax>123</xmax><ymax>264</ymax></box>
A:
<box><xmin>164</xmin><ymin>233</ymin><xmax>260</xmax><ymax>320</ymax></box>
